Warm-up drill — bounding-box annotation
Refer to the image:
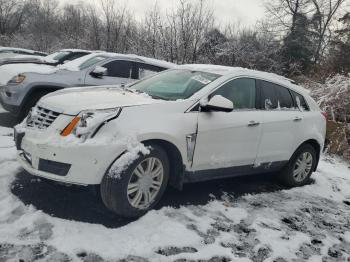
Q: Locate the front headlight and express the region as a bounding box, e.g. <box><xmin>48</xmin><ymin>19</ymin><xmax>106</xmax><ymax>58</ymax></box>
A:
<box><xmin>8</xmin><ymin>74</ymin><xmax>26</xmax><ymax>84</ymax></box>
<box><xmin>61</xmin><ymin>108</ymin><xmax>121</xmax><ymax>139</ymax></box>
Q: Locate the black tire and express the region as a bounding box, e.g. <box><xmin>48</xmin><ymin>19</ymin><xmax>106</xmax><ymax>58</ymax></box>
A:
<box><xmin>17</xmin><ymin>91</ymin><xmax>51</xmax><ymax>122</ymax></box>
<box><xmin>280</xmin><ymin>144</ymin><xmax>317</xmax><ymax>187</ymax></box>
<box><xmin>100</xmin><ymin>144</ymin><xmax>169</xmax><ymax>218</ymax></box>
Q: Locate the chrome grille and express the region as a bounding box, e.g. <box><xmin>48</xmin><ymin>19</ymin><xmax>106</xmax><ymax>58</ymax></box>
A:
<box><xmin>26</xmin><ymin>106</ymin><xmax>61</xmax><ymax>129</ymax></box>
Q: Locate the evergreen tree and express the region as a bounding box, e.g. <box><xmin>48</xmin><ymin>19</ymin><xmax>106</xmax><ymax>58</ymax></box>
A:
<box><xmin>329</xmin><ymin>13</ymin><xmax>350</xmax><ymax>74</ymax></box>
<box><xmin>282</xmin><ymin>13</ymin><xmax>313</xmax><ymax>75</ymax></box>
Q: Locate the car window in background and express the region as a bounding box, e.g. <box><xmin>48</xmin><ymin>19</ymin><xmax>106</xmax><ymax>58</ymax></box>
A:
<box><xmin>44</xmin><ymin>51</ymin><xmax>70</xmax><ymax>62</ymax></box>
<box><xmin>64</xmin><ymin>52</ymin><xmax>89</xmax><ymax>62</ymax></box>
<box><xmin>79</xmin><ymin>56</ymin><xmax>106</xmax><ymax>70</ymax></box>
<box><xmin>131</xmin><ymin>69</ymin><xmax>220</xmax><ymax>100</ymax></box>
<box><xmin>16</xmin><ymin>50</ymin><xmax>32</xmax><ymax>55</ymax></box>
<box><xmin>102</xmin><ymin>60</ymin><xmax>133</xmax><ymax>78</ymax></box>
<box><xmin>137</xmin><ymin>63</ymin><xmax>164</xmax><ymax>79</ymax></box>
<box><xmin>260</xmin><ymin>80</ymin><xmax>294</xmax><ymax>109</ymax></box>
<box><xmin>211</xmin><ymin>78</ymin><xmax>256</xmax><ymax>109</ymax></box>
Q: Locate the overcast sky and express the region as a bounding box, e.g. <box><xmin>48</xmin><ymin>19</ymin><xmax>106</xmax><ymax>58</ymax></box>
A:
<box><xmin>59</xmin><ymin>0</ymin><xmax>266</xmax><ymax>27</ymax></box>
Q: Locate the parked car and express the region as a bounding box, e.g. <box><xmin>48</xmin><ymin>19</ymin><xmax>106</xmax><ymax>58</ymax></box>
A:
<box><xmin>0</xmin><ymin>49</ymin><xmax>93</xmax><ymax>67</ymax></box>
<box><xmin>0</xmin><ymin>47</ymin><xmax>47</xmax><ymax>60</ymax></box>
<box><xmin>1</xmin><ymin>52</ymin><xmax>174</xmax><ymax>120</ymax></box>
<box><xmin>14</xmin><ymin>65</ymin><xmax>326</xmax><ymax>217</ymax></box>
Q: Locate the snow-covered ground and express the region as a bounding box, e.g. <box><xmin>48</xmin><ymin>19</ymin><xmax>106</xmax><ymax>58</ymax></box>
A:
<box><xmin>1</xmin><ymin>126</ymin><xmax>350</xmax><ymax>262</ymax></box>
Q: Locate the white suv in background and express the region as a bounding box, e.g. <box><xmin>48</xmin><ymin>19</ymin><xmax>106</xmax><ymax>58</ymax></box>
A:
<box><xmin>14</xmin><ymin>65</ymin><xmax>326</xmax><ymax>217</ymax></box>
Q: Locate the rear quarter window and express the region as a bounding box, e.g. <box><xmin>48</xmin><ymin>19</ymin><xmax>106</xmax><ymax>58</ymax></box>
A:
<box><xmin>290</xmin><ymin>90</ymin><xmax>310</xmax><ymax>111</ymax></box>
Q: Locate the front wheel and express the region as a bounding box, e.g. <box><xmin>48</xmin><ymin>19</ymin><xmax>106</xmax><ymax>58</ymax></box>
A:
<box><xmin>280</xmin><ymin>144</ymin><xmax>317</xmax><ymax>187</ymax></box>
<box><xmin>100</xmin><ymin>144</ymin><xmax>169</xmax><ymax>218</ymax></box>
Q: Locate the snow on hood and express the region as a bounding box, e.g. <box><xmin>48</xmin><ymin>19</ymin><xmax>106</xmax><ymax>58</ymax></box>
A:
<box><xmin>0</xmin><ymin>63</ymin><xmax>57</xmax><ymax>85</ymax></box>
<box><xmin>38</xmin><ymin>86</ymin><xmax>159</xmax><ymax>115</ymax></box>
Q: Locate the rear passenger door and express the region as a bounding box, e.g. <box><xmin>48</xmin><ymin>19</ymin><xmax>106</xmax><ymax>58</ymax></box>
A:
<box><xmin>85</xmin><ymin>60</ymin><xmax>136</xmax><ymax>86</ymax></box>
<box><xmin>255</xmin><ymin>80</ymin><xmax>303</xmax><ymax>165</ymax></box>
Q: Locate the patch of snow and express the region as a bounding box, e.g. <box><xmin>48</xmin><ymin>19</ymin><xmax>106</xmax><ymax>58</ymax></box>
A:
<box><xmin>91</xmin><ymin>65</ymin><xmax>107</xmax><ymax>74</ymax></box>
<box><xmin>106</xmin><ymin>137</ymin><xmax>150</xmax><ymax>179</ymax></box>
<box><xmin>1</xmin><ymin>126</ymin><xmax>350</xmax><ymax>261</ymax></box>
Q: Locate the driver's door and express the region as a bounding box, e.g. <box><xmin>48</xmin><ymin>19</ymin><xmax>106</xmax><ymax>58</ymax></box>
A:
<box><xmin>84</xmin><ymin>60</ymin><xmax>136</xmax><ymax>86</ymax></box>
<box><xmin>192</xmin><ymin>78</ymin><xmax>262</xmax><ymax>171</ymax></box>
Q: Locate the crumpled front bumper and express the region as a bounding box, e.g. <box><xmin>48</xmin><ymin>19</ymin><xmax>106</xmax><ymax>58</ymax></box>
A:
<box><xmin>15</xmin><ymin>115</ymin><xmax>125</xmax><ymax>185</ymax></box>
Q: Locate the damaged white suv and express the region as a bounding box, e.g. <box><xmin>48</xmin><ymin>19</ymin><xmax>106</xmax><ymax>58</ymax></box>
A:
<box><xmin>15</xmin><ymin>65</ymin><xmax>326</xmax><ymax>217</ymax></box>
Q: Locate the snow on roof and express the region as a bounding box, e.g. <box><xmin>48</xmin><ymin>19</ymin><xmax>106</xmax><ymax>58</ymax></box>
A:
<box><xmin>89</xmin><ymin>52</ymin><xmax>176</xmax><ymax>68</ymax></box>
<box><xmin>124</xmin><ymin>54</ymin><xmax>176</xmax><ymax>68</ymax></box>
<box><xmin>57</xmin><ymin>53</ymin><xmax>105</xmax><ymax>71</ymax></box>
<box><xmin>0</xmin><ymin>47</ymin><xmax>38</xmax><ymax>54</ymax></box>
<box><xmin>59</xmin><ymin>49</ymin><xmax>93</xmax><ymax>53</ymax></box>
<box><xmin>58</xmin><ymin>52</ymin><xmax>176</xmax><ymax>71</ymax></box>
<box><xmin>179</xmin><ymin>64</ymin><xmax>307</xmax><ymax>94</ymax></box>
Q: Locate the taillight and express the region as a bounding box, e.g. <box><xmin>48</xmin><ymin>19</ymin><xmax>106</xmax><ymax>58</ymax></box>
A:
<box><xmin>321</xmin><ymin>111</ymin><xmax>327</xmax><ymax>121</ymax></box>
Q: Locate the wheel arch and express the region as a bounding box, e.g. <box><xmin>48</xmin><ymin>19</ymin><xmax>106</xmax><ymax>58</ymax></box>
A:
<box><xmin>295</xmin><ymin>139</ymin><xmax>321</xmax><ymax>172</ymax></box>
<box><xmin>20</xmin><ymin>85</ymin><xmax>65</xmax><ymax>109</ymax></box>
<box><xmin>142</xmin><ymin>139</ymin><xmax>185</xmax><ymax>190</ymax></box>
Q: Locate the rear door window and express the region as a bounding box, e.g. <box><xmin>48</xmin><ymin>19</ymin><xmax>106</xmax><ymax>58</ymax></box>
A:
<box><xmin>260</xmin><ymin>81</ymin><xmax>294</xmax><ymax>110</ymax></box>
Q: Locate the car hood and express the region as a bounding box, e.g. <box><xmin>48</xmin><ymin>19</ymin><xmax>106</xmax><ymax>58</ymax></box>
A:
<box><xmin>0</xmin><ymin>63</ymin><xmax>56</xmax><ymax>85</ymax></box>
<box><xmin>38</xmin><ymin>86</ymin><xmax>161</xmax><ymax>115</ymax></box>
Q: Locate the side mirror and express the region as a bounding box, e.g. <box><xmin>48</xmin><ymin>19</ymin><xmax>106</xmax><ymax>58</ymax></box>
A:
<box><xmin>90</xmin><ymin>66</ymin><xmax>107</xmax><ymax>78</ymax></box>
<box><xmin>200</xmin><ymin>95</ymin><xmax>233</xmax><ymax>112</ymax></box>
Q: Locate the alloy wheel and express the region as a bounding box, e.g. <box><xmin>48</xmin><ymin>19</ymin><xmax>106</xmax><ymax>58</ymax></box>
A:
<box><xmin>127</xmin><ymin>157</ymin><xmax>164</xmax><ymax>209</ymax></box>
<box><xmin>293</xmin><ymin>152</ymin><xmax>313</xmax><ymax>182</ymax></box>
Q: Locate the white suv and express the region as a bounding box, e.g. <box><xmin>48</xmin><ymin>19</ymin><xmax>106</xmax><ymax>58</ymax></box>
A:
<box><xmin>15</xmin><ymin>65</ymin><xmax>326</xmax><ymax>217</ymax></box>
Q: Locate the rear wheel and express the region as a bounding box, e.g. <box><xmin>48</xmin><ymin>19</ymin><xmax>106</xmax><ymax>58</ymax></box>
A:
<box><xmin>100</xmin><ymin>144</ymin><xmax>169</xmax><ymax>217</ymax></box>
<box><xmin>280</xmin><ymin>144</ymin><xmax>317</xmax><ymax>187</ymax></box>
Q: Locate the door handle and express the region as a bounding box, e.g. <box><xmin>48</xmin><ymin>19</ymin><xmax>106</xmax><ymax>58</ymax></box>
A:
<box><xmin>248</xmin><ymin>121</ymin><xmax>260</xmax><ymax>127</ymax></box>
<box><xmin>293</xmin><ymin>116</ymin><xmax>303</xmax><ymax>122</ymax></box>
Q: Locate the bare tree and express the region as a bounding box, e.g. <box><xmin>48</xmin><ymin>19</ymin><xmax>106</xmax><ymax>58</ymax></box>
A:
<box><xmin>60</xmin><ymin>4</ymin><xmax>88</xmax><ymax>48</ymax></box>
<box><xmin>100</xmin><ymin>0</ymin><xmax>128</xmax><ymax>52</ymax></box>
<box><xmin>0</xmin><ymin>0</ymin><xmax>27</xmax><ymax>41</ymax></box>
<box><xmin>86</xmin><ymin>5</ymin><xmax>103</xmax><ymax>50</ymax></box>
<box><xmin>309</xmin><ymin>0</ymin><xmax>347</xmax><ymax>64</ymax></box>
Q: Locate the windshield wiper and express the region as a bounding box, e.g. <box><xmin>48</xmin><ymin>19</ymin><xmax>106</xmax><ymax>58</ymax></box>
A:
<box><xmin>148</xmin><ymin>94</ymin><xmax>169</xmax><ymax>100</ymax></box>
<box><xmin>124</xmin><ymin>87</ymin><xmax>142</xmax><ymax>94</ymax></box>
<box><xmin>123</xmin><ymin>87</ymin><xmax>168</xmax><ymax>100</ymax></box>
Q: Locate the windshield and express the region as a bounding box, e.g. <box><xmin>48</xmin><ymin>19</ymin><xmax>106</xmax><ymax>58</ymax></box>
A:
<box><xmin>79</xmin><ymin>56</ymin><xmax>106</xmax><ymax>70</ymax></box>
<box><xmin>131</xmin><ymin>69</ymin><xmax>220</xmax><ymax>100</ymax></box>
<box><xmin>44</xmin><ymin>51</ymin><xmax>70</xmax><ymax>62</ymax></box>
